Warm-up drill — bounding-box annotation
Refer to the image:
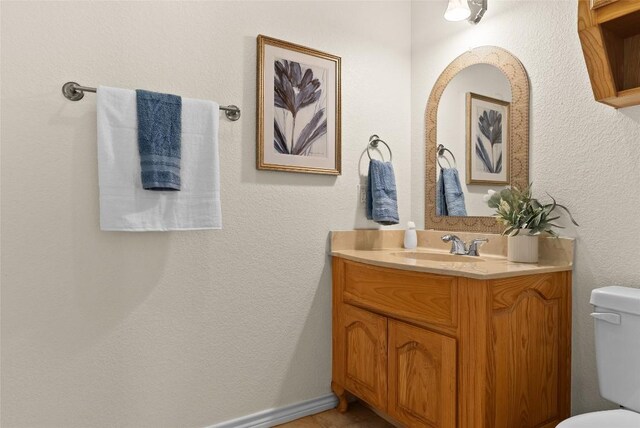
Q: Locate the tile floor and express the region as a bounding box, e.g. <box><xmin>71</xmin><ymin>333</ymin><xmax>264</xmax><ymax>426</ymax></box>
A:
<box><xmin>275</xmin><ymin>401</ymin><xmax>396</xmax><ymax>428</ymax></box>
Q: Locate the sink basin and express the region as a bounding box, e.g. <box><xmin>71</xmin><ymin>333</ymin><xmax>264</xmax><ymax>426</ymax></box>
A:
<box><xmin>391</xmin><ymin>251</ymin><xmax>485</xmax><ymax>263</ymax></box>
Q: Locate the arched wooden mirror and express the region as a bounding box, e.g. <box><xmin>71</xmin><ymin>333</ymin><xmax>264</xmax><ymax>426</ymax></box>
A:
<box><xmin>425</xmin><ymin>46</ymin><xmax>530</xmax><ymax>233</ymax></box>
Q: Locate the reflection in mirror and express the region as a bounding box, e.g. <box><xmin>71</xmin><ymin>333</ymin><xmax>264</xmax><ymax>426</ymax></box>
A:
<box><xmin>425</xmin><ymin>46</ymin><xmax>529</xmax><ymax>233</ymax></box>
<box><xmin>437</xmin><ymin>64</ymin><xmax>511</xmax><ymax>217</ymax></box>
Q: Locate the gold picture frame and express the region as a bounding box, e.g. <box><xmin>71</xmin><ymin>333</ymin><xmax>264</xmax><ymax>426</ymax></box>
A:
<box><xmin>466</xmin><ymin>92</ymin><xmax>510</xmax><ymax>185</ymax></box>
<box><xmin>256</xmin><ymin>35</ymin><xmax>342</xmax><ymax>175</ymax></box>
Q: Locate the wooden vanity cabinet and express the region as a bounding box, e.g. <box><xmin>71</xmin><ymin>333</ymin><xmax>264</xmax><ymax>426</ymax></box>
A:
<box><xmin>331</xmin><ymin>258</ymin><xmax>572</xmax><ymax>428</ymax></box>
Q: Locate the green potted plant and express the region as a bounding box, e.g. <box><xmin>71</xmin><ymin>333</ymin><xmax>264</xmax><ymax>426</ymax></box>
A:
<box><xmin>484</xmin><ymin>185</ymin><xmax>578</xmax><ymax>263</ymax></box>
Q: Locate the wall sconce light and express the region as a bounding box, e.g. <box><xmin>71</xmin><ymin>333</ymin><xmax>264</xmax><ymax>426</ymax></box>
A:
<box><xmin>444</xmin><ymin>0</ymin><xmax>487</xmax><ymax>24</ymax></box>
<box><xmin>444</xmin><ymin>0</ymin><xmax>471</xmax><ymax>22</ymax></box>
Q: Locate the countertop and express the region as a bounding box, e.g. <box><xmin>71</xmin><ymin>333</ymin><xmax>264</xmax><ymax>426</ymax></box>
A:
<box><xmin>330</xmin><ymin>230</ymin><xmax>574</xmax><ymax>280</ymax></box>
<box><xmin>331</xmin><ymin>248</ymin><xmax>572</xmax><ymax>280</ymax></box>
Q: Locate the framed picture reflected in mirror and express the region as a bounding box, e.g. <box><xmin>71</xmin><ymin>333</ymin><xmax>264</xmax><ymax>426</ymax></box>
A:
<box><xmin>466</xmin><ymin>92</ymin><xmax>510</xmax><ymax>185</ymax></box>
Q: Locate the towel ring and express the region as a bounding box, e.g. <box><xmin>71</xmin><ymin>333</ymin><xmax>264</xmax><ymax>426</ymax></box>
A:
<box><xmin>436</xmin><ymin>144</ymin><xmax>457</xmax><ymax>169</ymax></box>
<box><xmin>367</xmin><ymin>135</ymin><xmax>392</xmax><ymax>162</ymax></box>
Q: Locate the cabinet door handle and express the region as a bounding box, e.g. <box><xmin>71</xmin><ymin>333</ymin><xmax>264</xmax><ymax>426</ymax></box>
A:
<box><xmin>590</xmin><ymin>312</ymin><xmax>621</xmax><ymax>325</ymax></box>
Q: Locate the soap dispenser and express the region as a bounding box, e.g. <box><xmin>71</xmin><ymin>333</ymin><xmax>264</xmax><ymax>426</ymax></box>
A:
<box><xmin>404</xmin><ymin>221</ymin><xmax>417</xmax><ymax>249</ymax></box>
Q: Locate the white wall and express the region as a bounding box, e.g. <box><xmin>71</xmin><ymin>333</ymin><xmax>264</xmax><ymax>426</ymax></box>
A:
<box><xmin>412</xmin><ymin>0</ymin><xmax>640</xmax><ymax>415</ymax></box>
<box><xmin>4</xmin><ymin>1</ymin><xmax>640</xmax><ymax>425</ymax></box>
<box><xmin>0</xmin><ymin>2</ymin><xmax>411</xmax><ymax>427</ymax></box>
<box><xmin>437</xmin><ymin>63</ymin><xmax>511</xmax><ymax>216</ymax></box>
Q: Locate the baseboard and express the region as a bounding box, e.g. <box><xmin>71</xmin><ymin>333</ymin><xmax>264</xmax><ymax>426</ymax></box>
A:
<box><xmin>208</xmin><ymin>393</ymin><xmax>339</xmax><ymax>428</ymax></box>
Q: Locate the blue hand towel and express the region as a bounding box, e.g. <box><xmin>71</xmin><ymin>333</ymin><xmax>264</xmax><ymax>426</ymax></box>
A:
<box><xmin>436</xmin><ymin>168</ymin><xmax>467</xmax><ymax>216</ymax></box>
<box><xmin>366</xmin><ymin>159</ymin><xmax>399</xmax><ymax>225</ymax></box>
<box><xmin>136</xmin><ymin>89</ymin><xmax>182</xmax><ymax>191</ymax></box>
<box><xmin>436</xmin><ymin>169</ymin><xmax>448</xmax><ymax>216</ymax></box>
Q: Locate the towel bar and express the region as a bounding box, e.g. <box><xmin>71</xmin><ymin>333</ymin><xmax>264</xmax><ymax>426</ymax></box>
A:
<box><xmin>437</xmin><ymin>144</ymin><xmax>457</xmax><ymax>169</ymax></box>
<box><xmin>62</xmin><ymin>81</ymin><xmax>241</xmax><ymax>121</ymax></box>
<box><xmin>367</xmin><ymin>134</ymin><xmax>392</xmax><ymax>162</ymax></box>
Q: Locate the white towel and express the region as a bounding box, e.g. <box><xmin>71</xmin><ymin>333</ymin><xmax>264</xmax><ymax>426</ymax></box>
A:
<box><xmin>97</xmin><ymin>86</ymin><xmax>222</xmax><ymax>231</ymax></box>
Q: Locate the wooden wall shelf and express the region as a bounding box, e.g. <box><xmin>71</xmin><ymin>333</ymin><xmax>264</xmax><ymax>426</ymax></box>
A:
<box><xmin>578</xmin><ymin>0</ymin><xmax>640</xmax><ymax>108</ymax></box>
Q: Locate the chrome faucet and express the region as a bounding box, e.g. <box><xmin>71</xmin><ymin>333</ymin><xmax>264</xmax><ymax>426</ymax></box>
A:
<box><xmin>441</xmin><ymin>234</ymin><xmax>489</xmax><ymax>256</ymax></box>
<box><xmin>467</xmin><ymin>238</ymin><xmax>489</xmax><ymax>256</ymax></box>
<box><xmin>441</xmin><ymin>234</ymin><xmax>467</xmax><ymax>255</ymax></box>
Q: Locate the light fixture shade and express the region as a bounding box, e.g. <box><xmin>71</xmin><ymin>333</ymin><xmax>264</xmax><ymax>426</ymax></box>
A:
<box><xmin>444</xmin><ymin>0</ymin><xmax>471</xmax><ymax>21</ymax></box>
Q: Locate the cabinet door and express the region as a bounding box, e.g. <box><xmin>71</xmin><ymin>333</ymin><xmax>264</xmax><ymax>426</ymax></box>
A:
<box><xmin>341</xmin><ymin>304</ymin><xmax>388</xmax><ymax>410</ymax></box>
<box><xmin>388</xmin><ymin>320</ymin><xmax>456</xmax><ymax>428</ymax></box>
<box><xmin>490</xmin><ymin>273</ymin><xmax>571</xmax><ymax>427</ymax></box>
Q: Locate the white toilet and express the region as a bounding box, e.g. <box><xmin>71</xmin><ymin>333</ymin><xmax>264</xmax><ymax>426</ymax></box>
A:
<box><xmin>558</xmin><ymin>286</ymin><xmax>640</xmax><ymax>427</ymax></box>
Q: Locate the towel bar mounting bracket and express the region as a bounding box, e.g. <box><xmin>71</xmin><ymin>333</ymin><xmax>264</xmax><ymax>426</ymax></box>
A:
<box><xmin>62</xmin><ymin>82</ymin><xmax>86</xmax><ymax>101</ymax></box>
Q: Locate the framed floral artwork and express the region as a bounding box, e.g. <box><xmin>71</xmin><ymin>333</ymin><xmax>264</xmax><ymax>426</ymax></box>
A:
<box><xmin>466</xmin><ymin>92</ymin><xmax>510</xmax><ymax>185</ymax></box>
<box><xmin>257</xmin><ymin>35</ymin><xmax>341</xmax><ymax>175</ymax></box>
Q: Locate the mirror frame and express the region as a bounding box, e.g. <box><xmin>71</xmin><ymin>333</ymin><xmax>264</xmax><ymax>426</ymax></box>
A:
<box><xmin>425</xmin><ymin>46</ymin><xmax>530</xmax><ymax>233</ymax></box>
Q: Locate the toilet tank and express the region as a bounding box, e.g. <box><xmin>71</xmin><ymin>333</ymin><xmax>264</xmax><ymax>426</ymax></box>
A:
<box><xmin>590</xmin><ymin>286</ymin><xmax>640</xmax><ymax>413</ymax></box>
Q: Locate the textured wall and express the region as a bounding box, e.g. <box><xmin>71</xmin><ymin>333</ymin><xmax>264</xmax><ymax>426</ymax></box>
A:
<box><xmin>411</xmin><ymin>0</ymin><xmax>640</xmax><ymax>415</ymax></box>
<box><xmin>0</xmin><ymin>2</ymin><xmax>411</xmax><ymax>427</ymax></box>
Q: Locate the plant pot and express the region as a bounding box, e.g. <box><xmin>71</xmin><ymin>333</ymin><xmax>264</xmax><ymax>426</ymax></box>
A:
<box><xmin>507</xmin><ymin>229</ymin><xmax>539</xmax><ymax>263</ymax></box>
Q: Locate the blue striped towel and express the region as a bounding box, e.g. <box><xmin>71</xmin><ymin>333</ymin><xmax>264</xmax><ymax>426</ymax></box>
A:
<box><xmin>436</xmin><ymin>168</ymin><xmax>467</xmax><ymax>216</ymax></box>
<box><xmin>136</xmin><ymin>89</ymin><xmax>182</xmax><ymax>191</ymax></box>
<box><xmin>366</xmin><ymin>159</ymin><xmax>399</xmax><ymax>225</ymax></box>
